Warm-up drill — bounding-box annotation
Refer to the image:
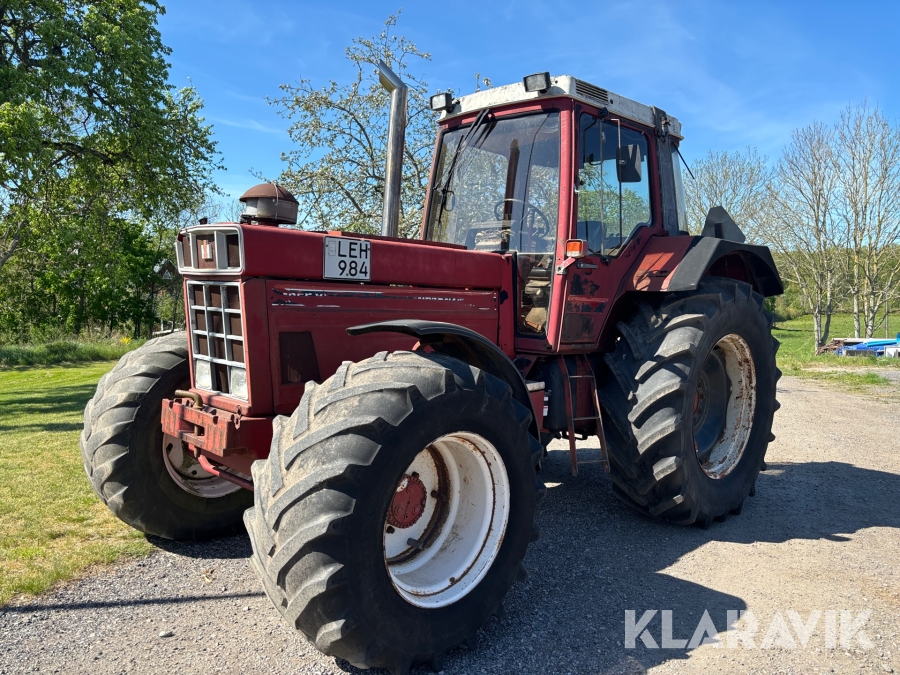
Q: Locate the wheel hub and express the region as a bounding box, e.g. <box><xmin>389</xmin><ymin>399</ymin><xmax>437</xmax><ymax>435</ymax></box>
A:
<box><xmin>388</xmin><ymin>473</ymin><xmax>428</xmax><ymax>529</ymax></box>
<box><xmin>383</xmin><ymin>433</ymin><xmax>511</xmax><ymax>608</ymax></box>
<box><xmin>162</xmin><ymin>433</ymin><xmax>242</xmax><ymax>498</ymax></box>
<box><xmin>693</xmin><ymin>347</ymin><xmax>729</xmax><ymax>459</ymax></box>
<box><xmin>692</xmin><ymin>334</ymin><xmax>757</xmax><ymax>479</ymax></box>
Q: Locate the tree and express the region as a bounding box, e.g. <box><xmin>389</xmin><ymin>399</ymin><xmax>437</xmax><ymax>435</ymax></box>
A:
<box><xmin>272</xmin><ymin>13</ymin><xmax>435</xmax><ymax>237</ymax></box>
<box><xmin>762</xmin><ymin>122</ymin><xmax>842</xmax><ymax>349</ymax></box>
<box><xmin>834</xmin><ymin>103</ymin><xmax>900</xmax><ymax>338</ymax></box>
<box><xmin>0</xmin><ymin>183</ymin><xmax>162</xmax><ymax>341</ymax></box>
<box><xmin>684</xmin><ymin>148</ymin><xmax>771</xmax><ymax>238</ymax></box>
<box><xmin>0</xmin><ymin>0</ymin><xmax>220</xmax><ymax>271</ymax></box>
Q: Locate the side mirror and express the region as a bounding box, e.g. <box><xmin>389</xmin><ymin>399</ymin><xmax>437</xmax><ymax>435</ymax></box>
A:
<box><xmin>616</xmin><ymin>144</ymin><xmax>642</xmax><ymax>183</ymax></box>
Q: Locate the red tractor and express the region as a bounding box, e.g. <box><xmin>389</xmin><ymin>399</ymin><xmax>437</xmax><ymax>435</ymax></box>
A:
<box><xmin>81</xmin><ymin>65</ymin><xmax>782</xmax><ymax>673</ymax></box>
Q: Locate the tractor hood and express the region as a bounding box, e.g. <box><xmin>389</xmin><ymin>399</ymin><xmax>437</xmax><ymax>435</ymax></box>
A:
<box><xmin>176</xmin><ymin>224</ymin><xmax>505</xmax><ymax>290</ymax></box>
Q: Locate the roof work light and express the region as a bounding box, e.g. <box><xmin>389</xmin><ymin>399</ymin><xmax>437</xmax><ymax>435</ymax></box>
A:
<box><xmin>430</xmin><ymin>92</ymin><xmax>454</xmax><ymax>112</ymax></box>
<box><xmin>523</xmin><ymin>72</ymin><xmax>551</xmax><ymax>93</ymax></box>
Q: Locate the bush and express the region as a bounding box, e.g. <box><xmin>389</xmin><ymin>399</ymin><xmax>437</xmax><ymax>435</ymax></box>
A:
<box><xmin>0</xmin><ymin>339</ymin><xmax>143</xmax><ymax>367</ymax></box>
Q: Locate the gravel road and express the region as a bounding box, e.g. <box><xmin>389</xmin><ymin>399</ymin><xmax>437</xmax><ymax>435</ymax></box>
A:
<box><xmin>2</xmin><ymin>375</ymin><xmax>899</xmax><ymax>675</ymax></box>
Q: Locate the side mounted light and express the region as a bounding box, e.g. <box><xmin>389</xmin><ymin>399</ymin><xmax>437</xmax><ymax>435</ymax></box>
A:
<box><xmin>430</xmin><ymin>92</ymin><xmax>454</xmax><ymax>112</ymax></box>
<box><xmin>523</xmin><ymin>72</ymin><xmax>551</xmax><ymax>93</ymax></box>
<box><xmin>565</xmin><ymin>239</ymin><xmax>587</xmax><ymax>259</ymax></box>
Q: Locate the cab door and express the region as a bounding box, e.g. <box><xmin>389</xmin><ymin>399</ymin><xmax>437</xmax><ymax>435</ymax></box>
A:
<box><xmin>555</xmin><ymin>107</ymin><xmax>661</xmax><ymax>348</ymax></box>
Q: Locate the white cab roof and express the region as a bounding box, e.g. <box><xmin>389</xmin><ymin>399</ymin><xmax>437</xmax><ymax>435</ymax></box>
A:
<box><xmin>441</xmin><ymin>75</ymin><xmax>683</xmax><ymax>139</ymax></box>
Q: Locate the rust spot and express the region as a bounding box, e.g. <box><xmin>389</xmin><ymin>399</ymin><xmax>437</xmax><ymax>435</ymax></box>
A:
<box><xmin>569</xmin><ymin>274</ymin><xmax>600</xmax><ymax>297</ymax></box>
<box><xmin>571</xmin><ymin>274</ymin><xmax>586</xmax><ymax>296</ymax></box>
<box><xmin>561</xmin><ymin>313</ymin><xmax>596</xmax><ymax>343</ymax></box>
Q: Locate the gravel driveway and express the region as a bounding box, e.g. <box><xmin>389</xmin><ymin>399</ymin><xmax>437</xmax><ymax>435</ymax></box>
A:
<box><xmin>2</xmin><ymin>376</ymin><xmax>899</xmax><ymax>675</ymax></box>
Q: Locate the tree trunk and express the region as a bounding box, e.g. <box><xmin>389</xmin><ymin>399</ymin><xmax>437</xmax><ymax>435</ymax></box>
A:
<box><xmin>813</xmin><ymin>312</ymin><xmax>823</xmax><ymax>350</ymax></box>
<box><xmin>822</xmin><ymin>273</ymin><xmax>834</xmax><ymax>347</ymax></box>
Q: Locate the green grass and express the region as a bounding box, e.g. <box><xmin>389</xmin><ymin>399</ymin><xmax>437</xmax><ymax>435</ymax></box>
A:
<box><xmin>0</xmin><ymin>361</ymin><xmax>152</xmax><ymax>605</ymax></box>
<box><xmin>774</xmin><ymin>313</ymin><xmax>898</xmax><ymax>390</ymax></box>
<box><xmin>0</xmin><ymin>339</ymin><xmax>143</xmax><ymax>367</ymax></box>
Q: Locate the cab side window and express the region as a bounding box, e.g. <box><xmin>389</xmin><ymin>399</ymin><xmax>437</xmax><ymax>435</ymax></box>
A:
<box><xmin>576</xmin><ymin>113</ymin><xmax>652</xmax><ymax>255</ymax></box>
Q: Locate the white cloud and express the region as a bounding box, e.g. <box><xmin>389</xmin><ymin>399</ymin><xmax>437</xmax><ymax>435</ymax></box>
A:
<box><xmin>209</xmin><ymin>116</ymin><xmax>284</xmax><ymax>135</ymax></box>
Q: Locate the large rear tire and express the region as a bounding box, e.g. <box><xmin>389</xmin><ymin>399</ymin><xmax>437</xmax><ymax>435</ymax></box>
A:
<box><xmin>598</xmin><ymin>278</ymin><xmax>780</xmax><ymax>526</ymax></box>
<box><xmin>244</xmin><ymin>351</ymin><xmax>544</xmax><ymax>674</ymax></box>
<box><xmin>80</xmin><ymin>332</ymin><xmax>252</xmax><ymax>540</ymax></box>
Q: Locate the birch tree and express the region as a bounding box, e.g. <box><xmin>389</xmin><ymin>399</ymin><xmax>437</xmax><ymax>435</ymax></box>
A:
<box><xmin>834</xmin><ymin>103</ymin><xmax>900</xmax><ymax>337</ymax></box>
<box><xmin>684</xmin><ymin>148</ymin><xmax>771</xmax><ymax>239</ymax></box>
<box><xmin>762</xmin><ymin>122</ymin><xmax>841</xmax><ymax>349</ymax></box>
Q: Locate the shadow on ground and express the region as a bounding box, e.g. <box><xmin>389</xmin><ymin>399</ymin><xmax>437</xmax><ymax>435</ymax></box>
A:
<box><xmin>5</xmin><ymin>446</ymin><xmax>898</xmax><ymax>675</ymax></box>
<box><xmin>0</xmin><ymin>383</ymin><xmax>98</xmax><ymax>432</ymax></box>
<box><xmin>435</xmin><ymin>450</ymin><xmax>900</xmax><ymax>674</ymax></box>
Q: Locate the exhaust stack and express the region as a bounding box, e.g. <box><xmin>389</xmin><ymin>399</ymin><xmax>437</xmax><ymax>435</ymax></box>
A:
<box><xmin>377</xmin><ymin>60</ymin><xmax>407</xmax><ymax>238</ymax></box>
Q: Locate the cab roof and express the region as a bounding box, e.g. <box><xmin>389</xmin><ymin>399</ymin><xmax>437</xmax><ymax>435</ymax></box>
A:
<box><xmin>439</xmin><ymin>75</ymin><xmax>683</xmax><ymax>139</ymax></box>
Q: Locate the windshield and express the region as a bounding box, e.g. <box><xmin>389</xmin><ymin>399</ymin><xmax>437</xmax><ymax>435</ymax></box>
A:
<box><xmin>426</xmin><ymin>111</ymin><xmax>561</xmax><ymax>337</ymax></box>
<box><xmin>426</xmin><ymin>111</ymin><xmax>560</xmax><ymax>253</ymax></box>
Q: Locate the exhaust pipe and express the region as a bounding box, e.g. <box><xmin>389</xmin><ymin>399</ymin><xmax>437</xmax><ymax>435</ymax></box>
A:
<box><xmin>377</xmin><ymin>60</ymin><xmax>407</xmax><ymax>238</ymax></box>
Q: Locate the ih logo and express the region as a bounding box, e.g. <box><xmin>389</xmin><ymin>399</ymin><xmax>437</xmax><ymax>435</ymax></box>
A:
<box><xmin>625</xmin><ymin>609</ymin><xmax>874</xmax><ymax>650</ymax></box>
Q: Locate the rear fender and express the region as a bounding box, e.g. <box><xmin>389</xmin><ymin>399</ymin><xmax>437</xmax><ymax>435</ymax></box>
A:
<box><xmin>347</xmin><ymin>320</ymin><xmax>539</xmax><ymax>439</ymax></box>
<box><xmin>626</xmin><ymin>235</ymin><xmax>783</xmax><ymax>297</ymax></box>
<box><xmin>665</xmin><ymin>236</ymin><xmax>783</xmax><ymax>297</ymax></box>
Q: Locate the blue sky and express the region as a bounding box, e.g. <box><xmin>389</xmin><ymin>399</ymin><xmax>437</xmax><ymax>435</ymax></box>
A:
<box><xmin>159</xmin><ymin>1</ymin><xmax>900</xmax><ymax>200</ymax></box>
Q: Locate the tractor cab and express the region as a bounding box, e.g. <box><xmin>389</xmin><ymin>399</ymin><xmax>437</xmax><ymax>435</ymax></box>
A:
<box><xmin>422</xmin><ymin>74</ymin><xmax>687</xmax><ymax>349</ymax></box>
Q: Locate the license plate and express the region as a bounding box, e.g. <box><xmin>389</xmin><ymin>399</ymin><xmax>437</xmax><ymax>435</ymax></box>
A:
<box><xmin>323</xmin><ymin>236</ymin><xmax>371</xmax><ymax>281</ymax></box>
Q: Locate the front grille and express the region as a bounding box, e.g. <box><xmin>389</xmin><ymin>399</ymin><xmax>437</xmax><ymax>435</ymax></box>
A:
<box><xmin>188</xmin><ymin>281</ymin><xmax>247</xmax><ymax>400</ymax></box>
<box><xmin>574</xmin><ymin>79</ymin><xmax>610</xmax><ymax>106</ymax></box>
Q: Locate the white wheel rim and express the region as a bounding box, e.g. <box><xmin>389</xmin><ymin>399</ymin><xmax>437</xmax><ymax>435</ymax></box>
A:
<box><xmin>694</xmin><ymin>334</ymin><xmax>757</xmax><ymax>479</ymax></box>
<box><xmin>162</xmin><ymin>433</ymin><xmax>242</xmax><ymax>498</ymax></box>
<box><xmin>384</xmin><ymin>432</ymin><xmax>510</xmax><ymax>608</ymax></box>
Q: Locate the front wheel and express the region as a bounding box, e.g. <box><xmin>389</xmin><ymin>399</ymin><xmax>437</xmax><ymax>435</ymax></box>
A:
<box><xmin>80</xmin><ymin>332</ymin><xmax>252</xmax><ymax>539</ymax></box>
<box><xmin>244</xmin><ymin>351</ymin><xmax>544</xmax><ymax>673</ymax></box>
<box><xmin>598</xmin><ymin>278</ymin><xmax>781</xmax><ymax>526</ymax></box>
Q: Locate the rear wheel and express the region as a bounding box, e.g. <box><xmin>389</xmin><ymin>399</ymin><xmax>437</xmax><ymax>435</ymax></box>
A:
<box><xmin>80</xmin><ymin>332</ymin><xmax>252</xmax><ymax>539</ymax></box>
<box><xmin>598</xmin><ymin>279</ymin><xmax>780</xmax><ymax>526</ymax></box>
<box><xmin>244</xmin><ymin>351</ymin><xmax>544</xmax><ymax>674</ymax></box>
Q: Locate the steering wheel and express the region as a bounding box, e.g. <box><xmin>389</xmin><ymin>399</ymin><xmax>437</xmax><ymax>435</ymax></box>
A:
<box><xmin>493</xmin><ymin>199</ymin><xmax>551</xmax><ymax>238</ymax></box>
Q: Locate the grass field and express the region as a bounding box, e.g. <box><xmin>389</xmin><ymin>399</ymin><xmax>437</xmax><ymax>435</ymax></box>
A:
<box><xmin>0</xmin><ymin>339</ymin><xmax>142</xmax><ymax>367</ymax></box>
<box><xmin>0</xmin><ymin>362</ymin><xmax>152</xmax><ymax>605</ymax></box>
<box><xmin>773</xmin><ymin>314</ymin><xmax>900</xmax><ymax>390</ymax></box>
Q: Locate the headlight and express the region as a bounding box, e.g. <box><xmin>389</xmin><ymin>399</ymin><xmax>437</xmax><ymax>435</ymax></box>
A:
<box><xmin>229</xmin><ymin>367</ymin><xmax>247</xmax><ymax>399</ymax></box>
<box><xmin>194</xmin><ymin>360</ymin><xmax>212</xmax><ymax>390</ymax></box>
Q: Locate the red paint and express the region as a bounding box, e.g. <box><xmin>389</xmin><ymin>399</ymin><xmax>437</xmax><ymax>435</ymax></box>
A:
<box><xmin>387</xmin><ymin>474</ymin><xmax>428</xmax><ymax>529</ymax></box>
<box><xmin>164</xmin><ymin>95</ymin><xmax>738</xmax><ymax>485</ymax></box>
<box><xmin>497</xmin><ymin>255</ymin><xmax>516</xmax><ymax>357</ymax></box>
<box><xmin>547</xmin><ymin>102</ymin><xmax>577</xmax><ymax>350</ymax></box>
<box><xmin>622</xmin><ymin>235</ymin><xmax>695</xmax><ymax>292</ymax></box>
<box><xmin>160</xmin><ymin>397</ymin><xmax>273</xmax><ymax>463</ymax></box>
<box><xmin>266</xmin><ymin>281</ymin><xmax>499</xmax><ymax>414</ymax></box>
<box><xmin>528</xmin><ymin>388</ymin><xmax>546</xmax><ymax>432</ymax></box>
<box><xmin>241</xmin><ymin>225</ymin><xmax>504</xmax><ymax>289</ymax></box>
